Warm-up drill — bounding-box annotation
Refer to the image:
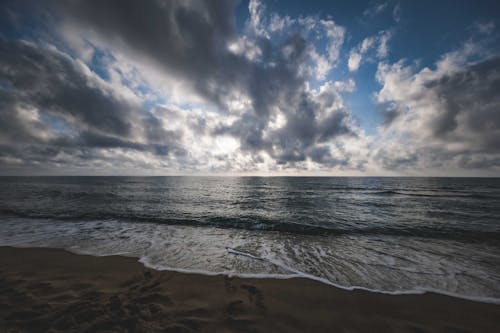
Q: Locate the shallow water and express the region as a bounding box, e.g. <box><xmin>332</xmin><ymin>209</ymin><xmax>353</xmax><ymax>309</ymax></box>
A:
<box><xmin>1</xmin><ymin>176</ymin><xmax>499</xmax><ymax>302</ymax></box>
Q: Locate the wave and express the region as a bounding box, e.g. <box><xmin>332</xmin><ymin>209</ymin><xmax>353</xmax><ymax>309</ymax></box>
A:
<box><xmin>3</xmin><ymin>242</ymin><xmax>499</xmax><ymax>305</ymax></box>
<box><xmin>1</xmin><ymin>211</ymin><xmax>499</xmax><ymax>242</ymax></box>
<box><xmin>2</xmin><ymin>216</ymin><xmax>500</xmax><ymax>306</ymax></box>
<box><xmin>223</xmin><ymin>247</ymin><xmax>500</xmax><ymax>305</ymax></box>
<box><xmin>67</xmin><ymin>243</ymin><xmax>500</xmax><ymax>304</ymax></box>
<box><xmin>372</xmin><ymin>190</ymin><xmax>494</xmax><ymax>199</ymax></box>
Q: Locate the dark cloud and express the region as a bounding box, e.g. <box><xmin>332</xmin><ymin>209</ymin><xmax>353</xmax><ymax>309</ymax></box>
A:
<box><xmin>376</xmin><ymin>56</ymin><xmax>500</xmax><ymax>171</ymax></box>
<box><xmin>373</xmin><ymin>148</ymin><xmax>419</xmax><ymax>171</ymax></box>
<box><xmin>318</xmin><ymin>110</ymin><xmax>353</xmax><ymax>142</ymax></box>
<box><xmin>309</xmin><ymin>145</ymin><xmax>352</xmax><ymax>167</ymax></box>
<box><xmin>267</xmin><ymin>93</ymin><xmax>353</xmax><ymax>164</ymax></box>
<box><xmin>211</xmin><ymin>34</ymin><xmax>354</xmax><ymax>164</ymax></box>
<box><xmin>0</xmin><ymin>39</ymin><xmax>132</xmax><ymax>135</ymax></box>
<box><xmin>0</xmin><ymin>39</ymin><xmax>184</xmax><ymax>171</ymax></box>
<box><xmin>379</xmin><ymin>103</ymin><xmax>401</xmax><ymax>126</ymax></box>
<box><xmin>426</xmin><ymin>56</ymin><xmax>500</xmax><ymax>151</ymax></box>
<box><xmin>55</xmin><ymin>0</ymin><xmax>242</xmax><ymax>110</ymax></box>
<box><xmin>50</xmin><ymin>0</ymin><xmax>357</xmax><ymax>166</ymax></box>
<box><xmin>0</xmin><ymin>0</ymin><xmax>363</xmax><ymax>172</ymax></box>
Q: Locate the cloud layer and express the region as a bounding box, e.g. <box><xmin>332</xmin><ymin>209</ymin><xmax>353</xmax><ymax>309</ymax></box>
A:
<box><xmin>0</xmin><ymin>0</ymin><xmax>499</xmax><ymax>175</ymax></box>
<box><xmin>375</xmin><ymin>45</ymin><xmax>500</xmax><ymax>171</ymax></box>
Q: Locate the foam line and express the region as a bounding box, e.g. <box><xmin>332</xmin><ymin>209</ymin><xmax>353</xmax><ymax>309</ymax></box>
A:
<box><xmin>224</xmin><ymin>246</ymin><xmax>500</xmax><ymax>305</ymax></box>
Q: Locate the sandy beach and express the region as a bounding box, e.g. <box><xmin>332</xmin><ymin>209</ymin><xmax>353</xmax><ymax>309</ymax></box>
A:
<box><xmin>0</xmin><ymin>246</ymin><xmax>498</xmax><ymax>332</ymax></box>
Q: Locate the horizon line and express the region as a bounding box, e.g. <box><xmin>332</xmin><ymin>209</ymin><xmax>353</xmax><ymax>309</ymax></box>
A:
<box><xmin>1</xmin><ymin>174</ymin><xmax>499</xmax><ymax>178</ymax></box>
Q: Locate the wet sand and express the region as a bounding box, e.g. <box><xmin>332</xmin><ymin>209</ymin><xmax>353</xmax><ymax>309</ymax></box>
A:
<box><xmin>0</xmin><ymin>246</ymin><xmax>499</xmax><ymax>332</ymax></box>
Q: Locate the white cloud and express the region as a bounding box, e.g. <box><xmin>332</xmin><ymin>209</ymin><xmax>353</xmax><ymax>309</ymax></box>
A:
<box><xmin>373</xmin><ymin>41</ymin><xmax>500</xmax><ymax>173</ymax></box>
<box><xmin>227</xmin><ymin>36</ymin><xmax>263</xmax><ymax>62</ymax></box>
<box><xmin>377</xmin><ymin>31</ymin><xmax>392</xmax><ymax>58</ymax></box>
<box><xmin>360</xmin><ymin>37</ymin><xmax>375</xmax><ymax>53</ymax></box>
<box><xmin>268</xmin><ymin>14</ymin><xmax>294</xmax><ymax>33</ymax></box>
<box><xmin>392</xmin><ymin>3</ymin><xmax>401</xmax><ymax>23</ymax></box>
<box><xmin>309</xmin><ymin>49</ymin><xmax>332</xmax><ymax>80</ymax></box>
<box><xmin>347</xmin><ymin>32</ymin><xmax>391</xmax><ymax>72</ymax></box>
<box><xmin>348</xmin><ymin>52</ymin><xmax>362</xmax><ymax>72</ymax></box>
<box><xmin>363</xmin><ymin>2</ymin><xmax>389</xmax><ymax>18</ymax></box>
<box><xmin>321</xmin><ymin>19</ymin><xmax>346</xmax><ymax>63</ymax></box>
<box><xmin>248</xmin><ymin>0</ymin><xmax>269</xmax><ymax>38</ymax></box>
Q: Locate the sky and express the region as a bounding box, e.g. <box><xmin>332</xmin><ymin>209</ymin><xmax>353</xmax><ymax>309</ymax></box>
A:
<box><xmin>0</xmin><ymin>0</ymin><xmax>500</xmax><ymax>176</ymax></box>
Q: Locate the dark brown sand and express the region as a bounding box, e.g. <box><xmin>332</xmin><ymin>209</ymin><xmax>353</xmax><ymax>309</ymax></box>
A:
<box><xmin>0</xmin><ymin>246</ymin><xmax>499</xmax><ymax>332</ymax></box>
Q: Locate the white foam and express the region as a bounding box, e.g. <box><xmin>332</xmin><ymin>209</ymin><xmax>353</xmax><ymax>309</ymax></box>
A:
<box><xmin>220</xmin><ymin>247</ymin><xmax>500</xmax><ymax>304</ymax></box>
<box><xmin>139</xmin><ymin>250</ymin><xmax>500</xmax><ymax>305</ymax></box>
<box><xmin>1</xmin><ymin>217</ymin><xmax>500</xmax><ymax>305</ymax></box>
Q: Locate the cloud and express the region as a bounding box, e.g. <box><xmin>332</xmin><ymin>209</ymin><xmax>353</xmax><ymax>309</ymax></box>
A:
<box><xmin>248</xmin><ymin>0</ymin><xmax>269</xmax><ymax>38</ymax></box>
<box><xmin>0</xmin><ymin>0</ymin><xmax>363</xmax><ymax>174</ymax></box>
<box><xmin>376</xmin><ymin>31</ymin><xmax>392</xmax><ymax>58</ymax></box>
<box><xmin>375</xmin><ymin>44</ymin><xmax>500</xmax><ymax>171</ymax></box>
<box><xmin>321</xmin><ymin>19</ymin><xmax>346</xmax><ymax>64</ymax></box>
<box><xmin>54</xmin><ymin>0</ymin><xmax>243</xmax><ymax>112</ymax></box>
<box><xmin>392</xmin><ymin>3</ymin><xmax>401</xmax><ymax>23</ymax></box>
<box><xmin>475</xmin><ymin>21</ymin><xmax>495</xmax><ymax>35</ymax></box>
<box><xmin>363</xmin><ymin>1</ymin><xmax>401</xmax><ymax>23</ymax></box>
<box><xmin>0</xmin><ymin>39</ymin><xmax>186</xmax><ymax>172</ymax></box>
<box><xmin>363</xmin><ymin>2</ymin><xmax>389</xmax><ymax>18</ymax></box>
<box><xmin>55</xmin><ymin>0</ymin><xmax>358</xmax><ymax>167</ymax></box>
<box><xmin>0</xmin><ymin>40</ymin><xmax>130</xmax><ymax>139</ymax></box>
<box><xmin>1</xmin><ymin>0</ymin><xmax>498</xmax><ymax>175</ymax></box>
<box><xmin>348</xmin><ymin>52</ymin><xmax>362</xmax><ymax>72</ymax></box>
<box><xmin>347</xmin><ymin>31</ymin><xmax>391</xmax><ymax>72</ymax></box>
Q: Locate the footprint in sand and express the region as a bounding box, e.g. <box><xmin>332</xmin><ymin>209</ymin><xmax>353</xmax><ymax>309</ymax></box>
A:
<box><xmin>240</xmin><ymin>284</ymin><xmax>266</xmax><ymax>315</ymax></box>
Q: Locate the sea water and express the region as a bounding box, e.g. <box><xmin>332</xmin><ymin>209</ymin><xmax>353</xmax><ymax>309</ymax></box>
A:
<box><xmin>0</xmin><ymin>176</ymin><xmax>499</xmax><ymax>302</ymax></box>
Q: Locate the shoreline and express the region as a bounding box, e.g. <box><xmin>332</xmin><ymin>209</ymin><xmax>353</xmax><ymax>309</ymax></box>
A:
<box><xmin>1</xmin><ymin>246</ymin><xmax>500</xmax><ymax>332</ymax></box>
<box><xmin>7</xmin><ymin>243</ymin><xmax>500</xmax><ymax>305</ymax></box>
<box><xmin>144</xmin><ymin>252</ymin><xmax>500</xmax><ymax>306</ymax></box>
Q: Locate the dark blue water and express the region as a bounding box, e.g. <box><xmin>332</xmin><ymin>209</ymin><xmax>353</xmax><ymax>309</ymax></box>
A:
<box><xmin>1</xmin><ymin>177</ymin><xmax>499</xmax><ymax>301</ymax></box>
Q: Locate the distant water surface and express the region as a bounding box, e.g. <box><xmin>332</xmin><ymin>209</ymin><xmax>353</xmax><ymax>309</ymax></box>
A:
<box><xmin>0</xmin><ymin>177</ymin><xmax>499</xmax><ymax>302</ymax></box>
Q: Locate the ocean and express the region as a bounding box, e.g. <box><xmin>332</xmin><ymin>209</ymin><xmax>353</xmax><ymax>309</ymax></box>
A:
<box><xmin>0</xmin><ymin>176</ymin><xmax>499</xmax><ymax>302</ymax></box>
